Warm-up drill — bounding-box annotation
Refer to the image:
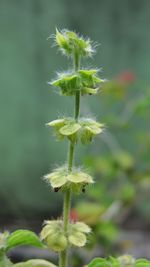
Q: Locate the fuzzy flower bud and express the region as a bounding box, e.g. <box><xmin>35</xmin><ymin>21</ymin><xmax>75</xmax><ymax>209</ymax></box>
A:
<box><xmin>54</xmin><ymin>29</ymin><xmax>94</xmax><ymax>57</ymax></box>
<box><xmin>40</xmin><ymin>221</ymin><xmax>67</xmax><ymax>252</ymax></box>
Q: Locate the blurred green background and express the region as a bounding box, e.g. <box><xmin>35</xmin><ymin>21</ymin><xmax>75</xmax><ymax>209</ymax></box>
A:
<box><xmin>0</xmin><ymin>0</ymin><xmax>150</xmax><ymax>225</ymax></box>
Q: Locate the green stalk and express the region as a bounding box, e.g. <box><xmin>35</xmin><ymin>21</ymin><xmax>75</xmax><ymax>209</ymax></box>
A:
<box><xmin>74</xmin><ymin>51</ymin><xmax>80</xmax><ymax>122</ymax></box>
<box><xmin>59</xmin><ymin>52</ymin><xmax>80</xmax><ymax>267</ymax></box>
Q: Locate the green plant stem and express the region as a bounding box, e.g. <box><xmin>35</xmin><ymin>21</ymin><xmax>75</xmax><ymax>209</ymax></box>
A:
<box><xmin>75</xmin><ymin>91</ymin><xmax>80</xmax><ymax>121</ymax></box>
<box><xmin>68</xmin><ymin>141</ymin><xmax>75</xmax><ymax>172</ymax></box>
<box><xmin>74</xmin><ymin>51</ymin><xmax>80</xmax><ymax>122</ymax></box>
<box><xmin>59</xmin><ymin>52</ymin><xmax>80</xmax><ymax>267</ymax></box>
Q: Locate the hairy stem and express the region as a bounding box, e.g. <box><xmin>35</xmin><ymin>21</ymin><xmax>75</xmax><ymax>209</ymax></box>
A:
<box><xmin>59</xmin><ymin>52</ymin><xmax>80</xmax><ymax>267</ymax></box>
<box><xmin>75</xmin><ymin>91</ymin><xmax>80</xmax><ymax>121</ymax></box>
<box><xmin>68</xmin><ymin>142</ymin><xmax>75</xmax><ymax>172</ymax></box>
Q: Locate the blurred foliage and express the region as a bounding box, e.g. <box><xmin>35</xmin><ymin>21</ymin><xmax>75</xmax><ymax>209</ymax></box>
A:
<box><xmin>72</xmin><ymin>74</ymin><xmax>150</xmax><ymax>259</ymax></box>
<box><xmin>0</xmin><ymin>0</ymin><xmax>150</xmax><ymax>222</ymax></box>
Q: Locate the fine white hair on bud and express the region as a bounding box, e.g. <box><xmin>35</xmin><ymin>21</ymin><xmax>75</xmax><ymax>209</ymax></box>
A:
<box><xmin>46</xmin><ymin>117</ymin><xmax>104</xmax><ymax>144</ymax></box>
<box><xmin>50</xmin><ymin>28</ymin><xmax>96</xmax><ymax>58</ymax></box>
<box><xmin>43</xmin><ymin>166</ymin><xmax>94</xmax><ymax>193</ymax></box>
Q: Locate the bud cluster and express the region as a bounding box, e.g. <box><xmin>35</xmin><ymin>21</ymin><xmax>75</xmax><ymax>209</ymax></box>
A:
<box><xmin>43</xmin><ymin>29</ymin><xmax>105</xmax><ymax>267</ymax></box>
<box><xmin>41</xmin><ymin>220</ymin><xmax>91</xmax><ymax>252</ymax></box>
<box><xmin>44</xmin><ymin>166</ymin><xmax>94</xmax><ymax>193</ymax></box>
<box><xmin>47</xmin><ymin>118</ymin><xmax>104</xmax><ymax>144</ymax></box>
<box><xmin>50</xmin><ymin>69</ymin><xmax>105</xmax><ymax>96</ymax></box>
<box><xmin>54</xmin><ymin>29</ymin><xmax>94</xmax><ymax>57</ymax></box>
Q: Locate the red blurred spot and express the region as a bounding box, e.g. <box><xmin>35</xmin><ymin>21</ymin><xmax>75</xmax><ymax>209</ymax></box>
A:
<box><xmin>117</xmin><ymin>71</ymin><xmax>135</xmax><ymax>84</ymax></box>
<box><xmin>70</xmin><ymin>209</ymin><xmax>78</xmax><ymax>222</ymax></box>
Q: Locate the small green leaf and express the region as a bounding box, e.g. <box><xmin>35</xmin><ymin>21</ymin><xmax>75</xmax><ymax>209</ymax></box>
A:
<box><xmin>135</xmin><ymin>259</ymin><xmax>150</xmax><ymax>267</ymax></box>
<box><xmin>6</xmin><ymin>230</ymin><xmax>44</xmax><ymax>251</ymax></box>
<box><xmin>88</xmin><ymin>258</ymin><xmax>109</xmax><ymax>267</ymax></box>
<box><xmin>108</xmin><ymin>256</ymin><xmax>120</xmax><ymax>266</ymax></box>
<box><xmin>13</xmin><ymin>259</ymin><xmax>57</xmax><ymax>267</ymax></box>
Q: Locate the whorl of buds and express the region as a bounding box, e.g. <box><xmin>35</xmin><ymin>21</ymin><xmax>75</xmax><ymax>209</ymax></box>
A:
<box><xmin>47</xmin><ymin>118</ymin><xmax>104</xmax><ymax>144</ymax></box>
<box><xmin>54</xmin><ymin>29</ymin><xmax>94</xmax><ymax>57</ymax></box>
<box><xmin>44</xmin><ymin>166</ymin><xmax>94</xmax><ymax>193</ymax></box>
<box><xmin>49</xmin><ymin>69</ymin><xmax>105</xmax><ymax>96</ymax></box>
<box><xmin>40</xmin><ymin>220</ymin><xmax>91</xmax><ymax>252</ymax></box>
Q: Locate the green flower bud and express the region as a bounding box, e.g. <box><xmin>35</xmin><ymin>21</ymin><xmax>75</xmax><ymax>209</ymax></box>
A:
<box><xmin>80</xmin><ymin>127</ymin><xmax>93</xmax><ymax>144</ymax></box>
<box><xmin>46</xmin><ymin>233</ymin><xmax>67</xmax><ymax>252</ymax></box>
<box><xmin>80</xmin><ymin>119</ymin><xmax>104</xmax><ymax>144</ymax></box>
<box><xmin>78</xmin><ymin>69</ymin><xmax>104</xmax><ymax>89</ymax></box>
<box><xmin>54</xmin><ymin>29</ymin><xmax>94</xmax><ymax>57</ymax></box>
<box><xmin>41</xmin><ymin>221</ymin><xmax>67</xmax><ymax>252</ymax></box>
<box><xmin>55</xmin><ymin>29</ymin><xmax>72</xmax><ymax>55</ymax></box>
